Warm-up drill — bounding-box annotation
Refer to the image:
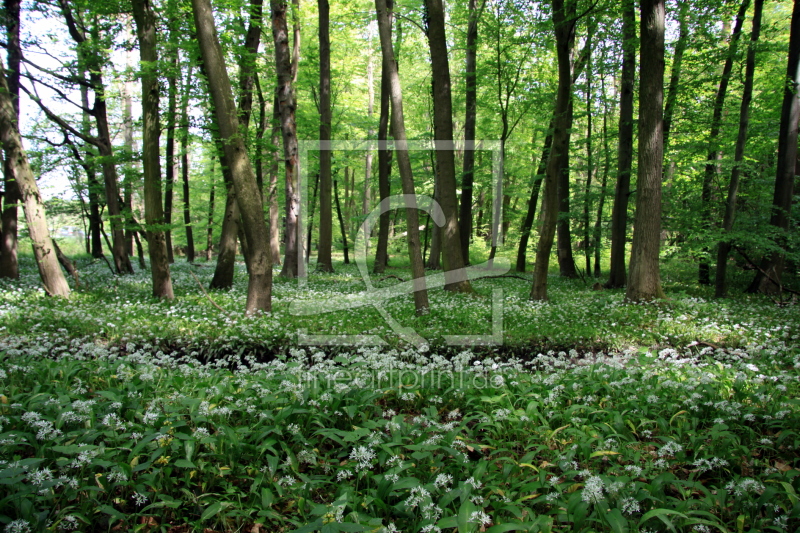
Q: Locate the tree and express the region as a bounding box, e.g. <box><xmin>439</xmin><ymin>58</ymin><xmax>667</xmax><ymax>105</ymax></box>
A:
<box><xmin>605</xmin><ymin>0</ymin><xmax>636</xmax><ymax>289</ymax></box>
<box><xmin>192</xmin><ymin>0</ymin><xmax>272</xmax><ymax>313</ymax></box>
<box><xmin>180</xmin><ymin>64</ymin><xmax>195</xmax><ymax>263</ymax></box>
<box><xmin>0</xmin><ymin>0</ymin><xmax>20</xmax><ymax>280</ymax></box>
<box><xmin>373</xmin><ymin>21</ymin><xmax>392</xmax><ymax>274</ymax></box>
<box><xmin>316</xmin><ymin>0</ymin><xmax>334</xmax><ymax>272</ymax></box>
<box><xmin>626</xmin><ymin>0</ymin><xmax>665</xmax><ymax>302</ymax></box>
<box><xmin>746</xmin><ymin>0</ymin><xmax>800</xmax><ymax>294</ymax></box>
<box><xmin>0</xmin><ymin>59</ymin><xmax>69</xmax><ymax>297</ymax></box>
<box><xmin>516</xmin><ymin>126</ymin><xmax>550</xmax><ymax>272</ymax></box>
<box><xmin>425</xmin><ymin>0</ymin><xmax>473</xmax><ymax>293</ymax></box>
<box><xmin>375</xmin><ymin>0</ymin><xmax>429</xmax><ymax>315</ymax></box>
<box><xmin>131</xmin><ymin>0</ymin><xmax>174</xmax><ymax>299</ymax></box>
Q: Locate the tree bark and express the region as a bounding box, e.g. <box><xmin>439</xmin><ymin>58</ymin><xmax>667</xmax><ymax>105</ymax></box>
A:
<box><xmin>746</xmin><ymin>0</ymin><xmax>800</xmax><ymax>295</ymax></box>
<box><xmin>425</xmin><ymin>0</ymin><xmax>473</xmax><ymax>292</ymax></box>
<box><xmin>0</xmin><ymin>0</ymin><xmax>20</xmax><ymax>280</ymax></box>
<box><xmin>583</xmin><ymin>42</ymin><xmax>594</xmax><ymax>276</ymax></box>
<box><xmin>716</xmin><ymin>0</ymin><xmax>762</xmax><ymax>297</ymax></box>
<box><xmin>273</xmin><ymin>0</ymin><xmax>301</xmax><ymax>278</ymax></box>
<box><xmin>269</xmin><ymin>96</ymin><xmax>282</xmax><ymax>265</ymax></box>
<box><xmin>165</xmin><ymin>42</ymin><xmax>178</xmax><ymax>264</ymax></box>
<box><xmin>316</xmin><ymin>0</ymin><xmax>334</xmax><ymax>272</ymax></box>
<box><xmin>206</xmin><ymin>169</ymin><xmax>215</xmax><ymax>261</ymax></box>
<box><xmin>376</xmin><ymin>0</ymin><xmax>429</xmax><ymax>314</ymax></box>
<box><xmin>373</xmin><ymin>38</ymin><xmax>392</xmax><ymax>274</ymax></box>
<box><xmin>181</xmin><ymin>64</ymin><xmax>195</xmax><ymax>262</ymax></box>
<box><xmin>79</xmin><ymin>81</ymin><xmax>103</xmax><ymax>259</ymax></box>
<box><xmin>192</xmin><ymin>0</ymin><xmax>272</xmax><ymax>313</ymax></box>
<box><xmin>516</xmin><ymin>127</ymin><xmax>550</xmax><ymax>272</ymax></box>
<box><xmin>334</xmin><ymin>176</ymin><xmax>349</xmax><ymax>264</ymax></box>
<box><xmin>593</xmin><ymin>70</ymin><xmax>613</xmax><ymax>277</ymax></box>
<box><xmin>626</xmin><ymin>0</ymin><xmax>665</xmax><ymax>302</ymax></box>
<box><xmin>662</xmin><ymin>0</ymin><xmax>688</xmax><ymax>152</ymax></box>
<box><xmin>698</xmin><ymin>0</ymin><xmax>750</xmax><ymax>285</ymax></box>
<box><xmin>606</xmin><ymin>0</ymin><xmax>636</xmax><ymax>289</ymax></box>
<box><xmin>0</xmin><ymin>59</ymin><xmax>69</xmax><ymax>297</ymax></box>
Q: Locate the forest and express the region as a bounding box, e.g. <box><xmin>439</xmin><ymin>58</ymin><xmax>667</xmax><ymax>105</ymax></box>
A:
<box><xmin>0</xmin><ymin>0</ymin><xmax>799</xmax><ymax>531</ymax></box>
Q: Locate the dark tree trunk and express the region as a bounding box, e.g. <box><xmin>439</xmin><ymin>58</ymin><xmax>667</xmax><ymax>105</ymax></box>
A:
<box><xmin>606</xmin><ymin>0</ymin><xmax>636</xmax><ymax>289</ymax></box>
<box><xmin>746</xmin><ymin>0</ymin><xmax>800</xmax><ymax>295</ymax></box>
<box><xmin>583</xmin><ymin>43</ymin><xmax>594</xmax><ymax>277</ymax></box>
<box><xmin>316</xmin><ymin>0</ymin><xmax>334</xmax><ymax>272</ymax></box>
<box><xmin>164</xmin><ymin>43</ymin><xmax>178</xmax><ymax>265</ymax></box>
<box><xmin>716</xmin><ymin>0</ymin><xmax>762</xmax><ymax>297</ymax></box>
<box><xmin>593</xmin><ymin>71</ymin><xmax>613</xmax><ymax>277</ymax></box>
<box><xmin>209</xmin><ymin>143</ymin><xmax>240</xmax><ymax>290</ymax></box>
<box><xmin>206</xmin><ymin>170</ymin><xmax>216</xmax><ymax>261</ymax></box>
<box><xmin>662</xmin><ymin>0</ymin><xmax>688</xmax><ymax>152</ymax></box>
<box><xmin>626</xmin><ymin>0</ymin><xmax>665</xmax><ymax>301</ymax></box>
<box><xmin>0</xmin><ymin>0</ymin><xmax>20</xmax><ymax>280</ymax></box>
<box><xmin>132</xmin><ymin>0</ymin><xmax>174</xmax><ymax>299</ymax></box>
<box><xmin>269</xmin><ymin>96</ymin><xmax>282</xmax><ymax>265</ymax></box>
<box><xmin>516</xmin><ymin>126</ymin><xmax>551</xmax><ymax>272</ymax></box>
<box><xmin>181</xmin><ymin>65</ymin><xmax>195</xmax><ymax>262</ymax></box>
<box><xmin>699</xmin><ymin>0</ymin><xmax>750</xmax><ymax>285</ymax></box>
<box><xmin>373</xmin><ymin>41</ymin><xmax>392</xmax><ymax>274</ymax></box>
<box><xmin>80</xmin><ymin>82</ymin><xmax>103</xmax><ymax>259</ymax></box>
<box><xmin>334</xmin><ymin>177</ymin><xmax>349</xmax><ymax>264</ymax></box>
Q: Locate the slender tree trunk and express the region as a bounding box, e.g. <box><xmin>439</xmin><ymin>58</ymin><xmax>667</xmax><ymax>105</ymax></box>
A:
<box><xmin>209</xmin><ymin>140</ymin><xmax>240</xmax><ymax>289</ymax></box>
<box><xmin>0</xmin><ymin>60</ymin><xmax>69</xmax><ymax>297</ymax></box>
<box><xmin>516</xmin><ymin>127</ymin><xmax>550</xmax><ymax>272</ymax></box>
<box><xmin>363</xmin><ymin>42</ymin><xmax>374</xmax><ymax>257</ymax></box>
<box><xmin>425</xmin><ymin>0</ymin><xmax>473</xmax><ymax>292</ymax></box>
<box><xmin>746</xmin><ymin>0</ymin><xmax>800</xmax><ymax>295</ymax></box>
<box><xmin>376</xmin><ymin>0</ymin><xmax>429</xmax><ymax>314</ymax></box>
<box><xmin>460</xmin><ymin>0</ymin><xmax>483</xmax><ymax>265</ymax></box>
<box><xmin>316</xmin><ymin>0</ymin><xmax>334</xmax><ymax>272</ymax></box>
<box><xmin>132</xmin><ymin>0</ymin><xmax>174</xmax><ymax>299</ymax></box>
<box><xmin>531</xmin><ymin>0</ymin><xmax>576</xmax><ymax>300</ymax></box>
<box><xmin>273</xmin><ymin>0</ymin><xmax>300</xmax><ymax>278</ymax></box>
<box><xmin>716</xmin><ymin>0</ymin><xmax>762</xmax><ymax>297</ymax></box>
<box><xmin>193</xmin><ymin>0</ymin><xmax>272</xmax><ymax>313</ymax></box>
<box><xmin>79</xmin><ymin>80</ymin><xmax>103</xmax><ymax>259</ymax></box>
<box><xmin>334</xmin><ymin>176</ymin><xmax>349</xmax><ymax>264</ymax></box>
<box><xmin>606</xmin><ymin>0</ymin><xmax>636</xmax><ymax>289</ymax></box>
<box><xmin>593</xmin><ymin>71</ymin><xmax>613</xmax><ymax>277</ymax></box>
<box><xmin>269</xmin><ymin>97</ymin><xmax>282</xmax><ymax>265</ymax></box>
<box><xmin>583</xmin><ymin>45</ymin><xmax>594</xmax><ymax>277</ymax></box>
<box><xmin>662</xmin><ymin>1</ymin><xmax>688</xmax><ymax>153</ymax></box>
<box><xmin>0</xmin><ymin>0</ymin><xmax>20</xmax><ymax>280</ymax></box>
<box><xmin>122</xmin><ymin>18</ymin><xmax>135</xmax><ymax>257</ymax></box>
<box><xmin>626</xmin><ymin>0</ymin><xmax>665</xmax><ymax>302</ymax></box>
<box><xmin>306</xmin><ymin>172</ymin><xmax>319</xmax><ymax>263</ymax></box>
<box><xmin>181</xmin><ymin>64</ymin><xmax>195</xmax><ymax>262</ymax></box>
<box><xmin>206</xmin><ymin>170</ymin><xmax>215</xmax><ymax>261</ymax></box>
<box><xmin>164</xmin><ymin>38</ymin><xmax>178</xmax><ymax>265</ymax></box>
<box><xmin>373</xmin><ymin>40</ymin><xmax>392</xmax><ymax>273</ymax></box>
<box><xmin>698</xmin><ymin>0</ymin><xmax>750</xmax><ymax>285</ymax></box>
<box><xmin>425</xmin><ymin>166</ymin><xmax>442</xmax><ymax>270</ymax></box>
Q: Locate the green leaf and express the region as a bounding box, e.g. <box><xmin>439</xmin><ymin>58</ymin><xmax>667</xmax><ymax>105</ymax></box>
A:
<box><xmin>174</xmin><ymin>459</ymin><xmax>196</xmax><ymax>469</ymax></box>
<box><xmin>639</xmin><ymin>508</ymin><xmax>688</xmax><ymax>533</ymax></box>
<box><xmin>200</xmin><ymin>501</ymin><xmax>228</xmax><ymax>521</ymax></box>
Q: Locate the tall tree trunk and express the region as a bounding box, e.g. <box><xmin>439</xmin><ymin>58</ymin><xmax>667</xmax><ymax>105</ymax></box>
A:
<box><xmin>132</xmin><ymin>0</ymin><xmax>174</xmax><ymax>299</ymax></box>
<box><xmin>425</xmin><ymin>0</ymin><xmax>473</xmax><ymax>292</ymax></box>
<box><xmin>164</xmin><ymin>43</ymin><xmax>178</xmax><ymax>265</ymax></box>
<box><xmin>122</xmin><ymin>18</ymin><xmax>135</xmax><ymax>257</ymax></box>
<box><xmin>0</xmin><ymin>60</ymin><xmax>69</xmax><ymax>297</ymax></box>
<box><xmin>531</xmin><ymin>0</ymin><xmax>576</xmax><ymax>300</ymax></box>
<box><xmin>606</xmin><ymin>0</ymin><xmax>636</xmax><ymax>289</ymax></box>
<box><xmin>206</xmin><ymin>170</ymin><xmax>215</xmax><ymax>261</ymax></box>
<box><xmin>716</xmin><ymin>0</ymin><xmax>762</xmax><ymax>297</ymax></box>
<box><xmin>316</xmin><ymin>0</ymin><xmax>334</xmax><ymax>272</ymax></box>
<box><xmin>334</xmin><ymin>176</ymin><xmax>349</xmax><ymax>264</ymax></box>
<box><xmin>181</xmin><ymin>64</ymin><xmax>195</xmax><ymax>262</ymax></box>
<box><xmin>516</xmin><ymin>127</ymin><xmax>551</xmax><ymax>272</ymax></box>
<box><xmin>459</xmin><ymin>0</ymin><xmax>483</xmax><ymax>265</ymax></box>
<box><xmin>376</xmin><ymin>0</ymin><xmax>429</xmax><ymax>314</ymax></box>
<box><xmin>209</xmin><ymin>140</ymin><xmax>240</xmax><ymax>289</ymax></box>
<box><xmin>273</xmin><ymin>0</ymin><xmax>301</xmax><ymax>278</ymax></box>
<box><xmin>192</xmin><ymin>0</ymin><xmax>272</xmax><ymax>313</ymax></box>
<box><xmin>626</xmin><ymin>0</ymin><xmax>665</xmax><ymax>302</ymax></box>
<box><xmin>363</xmin><ymin>42</ymin><xmax>374</xmax><ymax>257</ymax></box>
<box><xmin>269</xmin><ymin>97</ymin><xmax>282</xmax><ymax>265</ymax></box>
<box><xmin>662</xmin><ymin>0</ymin><xmax>688</xmax><ymax>153</ymax></box>
<box><xmin>425</xmin><ymin>164</ymin><xmax>442</xmax><ymax>270</ymax></box>
<box><xmin>746</xmin><ymin>0</ymin><xmax>799</xmax><ymax>295</ymax></box>
<box><xmin>373</xmin><ymin>38</ymin><xmax>392</xmax><ymax>274</ymax></box>
<box><xmin>583</xmin><ymin>43</ymin><xmax>594</xmax><ymax>277</ymax></box>
<box><xmin>0</xmin><ymin>0</ymin><xmax>19</xmax><ymax>280</ymax></box>
<box><xmin>698</xmin><ymin>0</ymin><xmax>750</xmax><ymax>285</ymax></box>
<box><xmin>306</xmin><ymin>172</ymin><xmax>319</xmax><ymax>263</ymax></box>
<box><xmin>77</xmin><ymin>77</ymin><xmax>104</xmax><ymax>259</ymax></box>
<box><xmin>593</xmin><ymin>71</ymin><xmax>613</xmax><ymax>277</ymax></box>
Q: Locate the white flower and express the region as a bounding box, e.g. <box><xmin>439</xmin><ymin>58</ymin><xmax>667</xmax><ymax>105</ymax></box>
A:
<box><xmin>4</xmin><ymin>519</ymin><xmax>32</xmax><ymax>533</ymax></box>
<box><xmin>133</xmin><ymin>492</ymin><xmax>148</xmax><ymax>505</ymax></box>
<box><xmin>581</xmin><ymin>475</ymin><xmax>605</xmax><ymax>504</ymax></box>
<box><xmin>621</xmin><ymin>496</ymin><xmax>640</xmax><ymax>515</ymax></box>
<box><xmin>349</xmin><ymin>446</ymin><xmax>376</xmax><ymax>472</ymax></box>
<box><xmin>58</xmin><ymin>515</ymin><xmax>79</xmax><ymax>531</ymax></box>
<box><xmin>434</xmin><ymin>473</ymin><xmax>453</xmax><ymax>490</ymax></box>
<box><xmin>404</xmin><ymin>486</ymin><xmax>430</xmax><ymax>509</ymax></box>
<box><xmin>465</xmin><ymin>477</ymin><xmax>482</xmax><ymax>490</ymax></box>
<box><xmin>336</xmin><ymin>469</ymin><xmax>353</xmax><ymax>481</ymax></box>
<box><xmin>469</xmin><ymin>510</ymin><xmax>492</xmax><ymax>526</ymax></box>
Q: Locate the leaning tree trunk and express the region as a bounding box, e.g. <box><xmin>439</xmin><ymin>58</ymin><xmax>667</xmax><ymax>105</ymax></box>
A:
<box><xmin>376</xmin><ymin>0</ymin><xmax>429</xmax><ymax>315</ymax></box>
<box><xmin>132</xmin><ymin>0</ymin><xmax>174</xmax><ymax>299</ymax></box>
<box><xmin>716</xmin><ymin>0</ymin><xmax>762</xmax><ymax>298</ymax></box>
<box><xmin>746</xmin><ymin>0</ymin><xmax>800</xmax><ymax>295</ymax></box>
<box><xmin>516</xmin><ymin>126</ymin><xmax>551</xmax><ymax>272</ymax></box>
<box><xmin>0</xmin><ymin>60</ymin><xmax>69</xmax><ymax>297</ymax></box>
<box><xmin>373</xmin><ymin>42</ymin><xmax>392</xmax><ymax>274</ymax></box>
<box><xmin>0</xmin><ymin>0</ymin><xmax>20</xmax><ymax>280</ymax></box>
<box><xmin>192</xmin><ymin>0</ymin><xmax>272</xmax><ymax>313</ymax></box>
<box><xmin>425</xmin><ymin>0</ymin><xmax>473</xmax><ymax>292</ymax></box>
<box><xmin>606</xmin><ymin>0</ymin><xmax>636</xmax><ymax>289</ymax></box>
<box><xmin>626</xmin><ymin>0</ymin><xmax>665</xmax><ymax>302</ymax></box>
<box><xmin>531</xmin><ymin>0</ymin><xmax>575</xmax><ymax>301</ymax></box>
<box><xmin>699</xmin><ymin>0</ymin><xmax>750</xmax><ymax>285</ymax></box>
<box><xmin>273</xmin><ymin>0</ymin><xmax>301</xmax><ymax>278</ymax></box>
<box><xmin>316</xmin><ymin>0</ymin><xmax>334</xmax><ymax>272</ymax></box>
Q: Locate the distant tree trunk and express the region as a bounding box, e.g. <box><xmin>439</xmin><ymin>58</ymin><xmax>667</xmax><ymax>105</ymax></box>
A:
<box><xmin>193</xmin><ymin>0</ymin><xmax>272</xmax><ymax>313</ymax></box>
<box><xmin>626</xmin><ymin>0</ymin><xmax>665</xmax><ymax>302</ymax></box>
<box><xmin>164</xmin><ymin>40</ymin><xmax>178</xmax><ymax>265</ymax></box>
<box><xmin>209</xmin><ymin>142</ymin><xmax>240</xmax><ymax>289</ymax></box>
<box><xmin>122</xmin><ymin>18</ymin><xmax>135</xmax><ymax>257</ymax></box>
<box><xmin>0</xmin><ymin>59</ymin><xmax>69</xmax><ymax>297</ymax></box>
<box><xmin>699</xmin><ymin>0</ymin><xmax>750</xmax><ymax>285</ymax></box>
<box><xmin>79</xmin><ymin>81</ymin><xmax>103</xmax><ymax>259</ymax></box>
<box><xmin>316</xmin><ymin>0</ymin><xmax>334</xmax><ymax>272</ymax></box>
<box><xmin>334</xmin><ymin>176</ymin><xmax>349</xmax><ymax>264</ymax></box>
<box><xmin>716</xmin><ymin>0</ymin><xmax>762</xmax><ymax>298</ymax></box>
<box><xmin>269</xmin><ymin>97</ymin><xmax>282</xmax><ymax>265</ymax></box>
<box><xmin>516</xmin><ymin>127</ymin><xmax>550</xmax><ymax>272</ymax></box>
<box><xmin>460</xmin><ymin>0</ymin><xmax>483</xmax><ymax>265</ymax></box>
<box><xmin>593</xmin><ymin>71</ymin><xmax>613</xmax><ymax>277</ymax></box>
<box><xmin>583</xmin><ymin>44</ymin><xmax>594</xmax><ymax>277</ymax></box>
<box><xmin>662</xmin><ymin>0</ymin><xmax>688</xmax><ymax>153</ymax></box>
<box><xmin>306</xmin><ymin>172</ymin><xmax>319</xmax><ymax>262</ymax></box>
<box><xmin>363</xmin><ymin>44</ymin><xmax>374</xmax><ymax>257</ymax></box>
<box><xmin>425</xmin><ymin>166</ymin><xmax>442</xmax><ymax>270</ymax></box>
<box><xmin>376</xmin><ymin>0</ymin><xmax>429</xmax><ymax>315</ymax></box>
<box><xmin>180</xmin><ymin>65</ymin><xmax>195</xmax><ymax>262</ymax></box>
<box><xmin>273</xmin><ymin>0</ymin><xmax>300</xmax><ymax>278</ymax></box>
<box><xmin>425</xmin><ymin>0</ymin><xmax>473</xmax><ymax>292</ymax></box>
<box><xmin>373</xmin><ymin>40</ymin><xmax>392</xmax><ymax>274</ymax></box>
<box><xmin>0</xmin><ymin>0</ymin><xmax>20</xmax><ymax>280</ymax></box>
<box><xmin>205</xmin><ymin>170</ymin><xmax>215</xmax><ymax>261</ymax></box>
<box><xmin>132</xmin><ymin>0</ymin><xmax>174</xmax><ymax>299</ymax></box>
<box><xmin>606</xmin><ymin>0</ymin><xmax>636</xmax><ymax>289</ymax></box>
<box><xmin>746</xmin><ymin>0</ymin><xmax>799</xmax><ymax>295</ymax></box>
<box><xmin>531</xmin><ymin>0</ymin><xmax>576</xmax><ymax>300</ymax></box>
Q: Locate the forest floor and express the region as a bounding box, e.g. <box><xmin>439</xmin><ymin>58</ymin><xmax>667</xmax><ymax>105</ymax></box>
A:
<box><xmin>1</xmin><ymin>251</ymin><xmax>799</xmax><ymax>532</ymax></box>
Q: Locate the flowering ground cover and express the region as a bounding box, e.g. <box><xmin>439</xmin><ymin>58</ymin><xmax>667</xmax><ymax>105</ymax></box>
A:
<box><xmin>1</xmin><ymin>256</ymin><xmax>799</xmax><ymax>532</ymax></box>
